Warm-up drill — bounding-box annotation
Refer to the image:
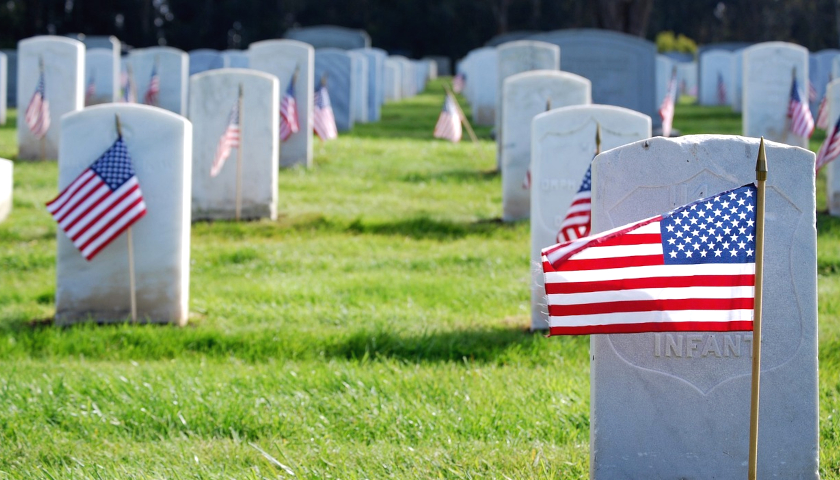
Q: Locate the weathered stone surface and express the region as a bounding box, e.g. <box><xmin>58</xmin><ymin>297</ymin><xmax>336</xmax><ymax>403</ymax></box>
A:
<box><xmin>128</xmin><ymin>46</ymin><xmax>189</xmax><ymax>115</ymax></box>
<box><xmin>502</xmin><ymin>71</ymin><xmax>590</xmax><ymax>222</ymax></box>
<box><xmin>743</xmin><ymin>42</ymin><xmax>809</xmax><ymax>147</ymax></box>
<box><xmin>588</xmin><ymin>134</ymin><xmax>817</xmax><ymax>479</ymax></box>
<box><xmin>86</xmin><ymin>48</ymin><xmax>118</xmax><ymax>105</ymax></box>
<box><xmin>189</xmin><ymin>69</ymin><xmax>278</xmax><ymax>221</ymax></box>
<box><xmin>284</xmin><ymin>25</ymin><xmax>371</xmax><ymax>50</ymax></box>
<box><xmin>315</xmin><ymin>48</ymin><xmax>356</xmax><ymax>131</ymax></box>
<box><xmin>17</xmin><ymin>36</ymin><xmax>84</xmax><ymax>160</ymax></box>
<box><xmin>188</xmin><ymin>49</ymin><xmax>224</xmax><ymax>76</ymax></box>
<box><xmin>699</xmin><ymin>50</ymin><xmax>734</xmax><ymax>105</ymax></box>
<box><xmin>0</xmin><ymin>158</ymin><xmax>11</xmax><ymax>223</ymax></box>
<box><xmin>248</xmin><ymin>39</ymin><xmax>314</xmax><ymax>168</ymax></box>
<box><xmin>56</xmin><ymin>104</ymin><xmax>192</xmax><ymax>326</ymax></box>
<box><xmin>530</xmin><ymin>105</ymin><xmax>650</xmax><ymax>330</ymax></box>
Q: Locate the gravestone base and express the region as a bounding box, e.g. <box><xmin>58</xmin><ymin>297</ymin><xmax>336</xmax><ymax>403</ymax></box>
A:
<box><xmin>192</xmin><ymin>204</ymin><xmax>276</xmax><ymax>223</ymax></box>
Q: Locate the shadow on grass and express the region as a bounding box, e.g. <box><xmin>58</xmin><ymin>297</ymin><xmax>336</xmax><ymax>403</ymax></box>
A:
<box><xmin>400</xmin><ymin>168</ymin><xmax>498</xmax><ymax>184</ymax></box>
<box><xmin>347</xmin><ymin>215</ymin><xmax>513</xmax><ymax>240</ymax></box>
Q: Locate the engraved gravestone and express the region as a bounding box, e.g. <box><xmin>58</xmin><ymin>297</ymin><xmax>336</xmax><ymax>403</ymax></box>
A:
<box><xmin>128</xmin><ymin>46</ymin><xmax>189</xmax><ymax>115</ymax></box>
<box><xmin>189</xmin><ymin>69</ymin><xmax>278</xmax><ymax>221</ymax></box>
<box><xmin>56</xmin><ymin>104</ymin><xmax>192</xmax><ymax>326</ymax></box>
<box><xmin>248</xmin><ymin>39</ymin><xmax>314</xmax><ymax>168</ymax></box>
<box><xmin>530</xmin><ymin>105</ymin><xmax>650</xmax><ymax>330</ymax></box>
<box><xmin>315</xmin><ymin>48</ymin><xmax>356</xmax><ymax>131</ymax></box>
<box><xmin>348</xmin><ymin>51</ymin><xmax>368</xmax><ymax>123</ymax></box>
<box><xmin>826</xmin><ymin>78</ymin><xmax>840</xmax><ymax>216</ymax></box>
<box><xmin>528</xmin><ymin>29</ymin><xmax>658</xmax><ymax>126</ymax></box>
<box><xmin>17</xmin><ymin>36</ymin><xmax>84</xmax><ymax>161</ymax></box>
<box><xmin>502</xmin><ymin>71</ymin><xmax>590</xmax><ymax>222</ymax></box>
<box><xmin>284</xmin><ymin>25</ymin><xmax>371</xmax><ymax>50</ymax></box>
<box><xmin>188</xmin><ymin>49</ymin><xmax>224</xmax><ymax>76</ymax></box>
<box><xmin>384</xmin><ymin>59</ymin><xmax>401</xmax><ymax>102</ymax></box>
<box><xmin>699</xmin><ymin>50</ymin><xmax>734</xmax><ymax>105</ymax></box>
<box><xmin>588</xmin><ymin>135</ymin><xmax>818</xmax><ymax>479</ymax></box>
<box><xmin>743</xmin><ymin>42</ymin><xmax>809</xmax><ymax>148</ymax></box>
<box><xmin>86</xmin><ymin>48</ymin><xmax>119</xmax><ymax>105</ymax></box>
<box><xmin>0</xmin><ymin>158</ymin><xmax>11</xmax><ymax>223</ymax></box>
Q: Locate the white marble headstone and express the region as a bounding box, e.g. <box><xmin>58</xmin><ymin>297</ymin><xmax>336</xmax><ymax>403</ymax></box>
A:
<box><xmin>699</xmin><ymin>50</ymin><xmax>734</xmax><ymax>105</ymax></box>
<box><xmin>809</xmin><ymin>49</ymin><xmax>839</xmax><ymax>108</ymax></box>
<box><xmin>315</xmin><ymin>49</ymin><xmax>356</xmax><ymax>132</ymax></box>
<box><xmin>221</xmin><ymin>50</ymin><xmax>249</xmax><ymax>69</ymax></box>
<box><xmin>351</xmin><ymin>48</ymin><xmax>385</xmax><ymax>121</ymax></box>
<box><xmin>248</xmin><ymin>39</ymin><xmax>314</xmax><ymax>168</ymax></box>
<box><xmin>85</xmin><ymin>48</ymin><xmax>118</xmax><ymax>105</ymax></box>
<box><xmin>284</xmin><ymin>25</ymin><xmax>371</xmax><ymax>50</ymax></box>
<box><xmin>188</xmin><ymin>49</ymin><xmax>224</xmax><ymax>76</ymax></box>
<box><xmin>464</xmin><ymin>47</ymin><xmax>498</xmax><ymax>126</ymax></box>
<box><xmin>588</xmin><ymin>135</ymin><xmax>817</xmax><ymax>479</ymax></box>
<box><xmin>501</xmin><ymin>71</ymin><xmax>591</xmax><ymax>222</ymax></box>
<box><xmin>743</xmin><ymin>42</ymin><xmax>809</xmax><ymax>148</ymax></box>
<box><xmin>189</xmin><ymin>69</ymin><xmax>278</xmax><ymax>221</ymax></box>
<box><xmin>0</xmin><ymin>158</ymin><xmax>11</xmax><ymax>223</ymax></box>
<box><xmin>56</xmin><ymin>104</ymin><xmax>192</xmax><ymax>325</ymax></box>
<box><xmin>384</xmin><ymin>59</ymin><xmax>401</xmax><ymax>102</ymax></box>
<box><xmin>2</xmin><ymin>49</ymin><xmax>16</xmax><ymax>109</ymax></box>
<box><xmin>730</xmin><ymin>49</ymin><xmax>744</xmax><ymax>113</ymax></box>
<box><xmin>655</xmin><ymin>55</ymin><xmax>675</xmax><ymax>112</ymax></box>
<box><xmin>826</xmin><ymin>78</ymin><xmax>840</xmax><ymax>216</ymax></box>
<box><xmin>530</xmin><ymin>105</ymin><xmax>650</xmax><ymax>330</ymax></box>
<box><xmin>348</xmin><ymin>51</ymin><xmax>368</xmax><ymax>123</ymax></box>
<box><xmin>17</xmin><ymin>36</ymin><xmax>84</xmax><ymax>160</ymax></box>
<box><xmin>128</xmin><ymin>46</ymin><xmax>189</xmax><ymax>115</ymax></box>
<box><xmin>389</xmin><ymin>56</ymin><xmax>416</xmax><ymax>99</ymax></box>
<box><xmin>676</xmin><ymin>61</ymin><xmax>697</xmax><ymax>97</ymax></box>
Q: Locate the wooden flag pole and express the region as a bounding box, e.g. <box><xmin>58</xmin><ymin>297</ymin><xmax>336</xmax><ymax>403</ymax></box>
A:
<box><xmin>235</xmin><ymin>84</ymin><xmax>244</xmax><ymax>221</ymax></box>
<box><xmin>748</xmin><ymin>137</ymin><xmax>768</xmax><ymax>480</ymax></box>
<box><xmin>442</xmin><ymin>82</ymin><xmax>479</xmax><ymax>145</ymax></box>
<box><xmin>115</xmin><ymin>114</ymin><xmax>138</xmax><ymax>323</ymax></box>
<box><xmin>595</xmin><ymin>122</ymin><xmax>601</xmax><ymax>155</ymax></box>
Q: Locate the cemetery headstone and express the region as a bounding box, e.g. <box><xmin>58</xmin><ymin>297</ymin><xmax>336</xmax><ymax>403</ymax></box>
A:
<box><xmin>699</xmin><ymin>50</ymin><xmax>734</xmax><ymax>105</ymax></box>
<box><xmin>248</xmin><ymin>39</ymin><xmax>314</xmax><ymax>168</ymax></box>
<box><xmin>676</xmin><ymin>60</ymin><xmax>698</xmax><ymax>97</ymax></box>
<box><xmin>384</xmin><ymin>59</ymin><xmax>401</xmax><ymax>102</ymax></box>
<box><xmin>315</xmin><ymin>48</ymin><xmax>356</xmax><ymax>132</ymax></box>
<box><xmin>351</xmin><ymin>48</ymin><xmax>386</xmax><ymax>122</ymax></box>
<box><xmin>128</xmin><ymin>46</ymin><xmax>189</xmax><ymax>115</ymax></box>
<box><xmin>221</xmin><ymin>50</ymin><xmax>249</xmax><ymax>68</ymax></box>
<box><xmin>485</xmin><ymin>30</ymin><xmax>539</xmax><ymax>47</ymax></box>
<box><xmin>743</xmin><ymin>42</ymin><xmax>809</xmax><ymax>148</ymax></box>
<box><xmin>731</xmin><ymin>50</ymin><xmax>745</xmax><ymax>113</ymax></box>
<box><xmin>426</xmin><ymin>59</ymin><xmax>438</xmax><ymax>80</ymax></box>
<box><xmin>528</xmin><ymin>29</ymin><xmax>658</xmax><ymax>126</ymax></box>
<box><xmin>463</xmin><ymin>47</ymin><xmax>497</xmax><ymax>126</ymax></box>
<box><xmin>188</xmin><ymin>49</ymin><xmax>224</xmax><ymax>76</ymax></box>
<box><xmin>424</xmin><ymin>55</ymin><xmax>451</xmax><ymax>76</ymax></box>
<box><xmin>502</xmin><ymin>71</ymin><xmax>590</xmax><ymax>223</ymax></box>
<box><xmin>348</xmin><ymin>51</ymin><xmax>368</xmax><ymax>123</ymax></box>
<box><xmin>826</xmin><ymin>78</ymin><xmax>840</xmax><ymax>216</ymax></box>
<box><xmin>413</xmin><ymin>60</ymin><xmax>428</xmax><ymax>93</ymax></box>
<box><xmin>2</xmin><ymin>49</ymin><xmax>16</xmax><ymax>108</ymax></box>
<box><xmin>86</xmin><ymin>48</ymin><xmax>119</xmax><ymax>105</ymax></box>
<box><xmin>17</xmin><ymin>35</ymin><xmax>84</xmax><ymax>160</ymax></box>
<box><xmin>530</xmin><ymin>105</ymin><xmax>650</xmax><ymax>330</ymax></box>
<box><xmin>655</xmin><ymin>55</ymin><xmax>675</xmax><ymax>114</ymax></box>
<box><xmin>587</xmin><ymin>134</ymin><xmax>818</xmax><ymax>479</ymax></box>
<box><xmin>0</xmin><ymin>158</ymin><xmax>11</xmax><ymax>223</ymax></box>
<box><xmin>284</xmin><ymin>25</ymin><xmax>371</xmax><ymax>50</ymax></box>
<box><xmin>55</xmin><ymin>104</ymin><xmax>193</xmax><ymax>326</ymax></box>
<box><xmin>189</xmin><ymin>69</ymin><xmax>278</xmax><ymax>221</ymax></box>
<box><xmin>810</xmin><ymin>49</ymin><xmax>840</xmax><ymax>107</ymax></box>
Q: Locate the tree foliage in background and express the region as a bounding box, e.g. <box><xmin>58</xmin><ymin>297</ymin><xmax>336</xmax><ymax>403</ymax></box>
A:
<box><xmin>655</xmin><ymin>31</ymin><xmax>698</xmax><ymax>54</ymax></box>
<box><xmin>0</xmin><ymin>0</ymin><xmax>836</xmax><ymax>60</ymax></box>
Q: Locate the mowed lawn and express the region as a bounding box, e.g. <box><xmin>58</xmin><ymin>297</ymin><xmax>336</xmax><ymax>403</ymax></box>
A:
<box><xmin>1</xmin><ymin>82</ymin><xmax>839</xmax><ymax>479</ymax></box>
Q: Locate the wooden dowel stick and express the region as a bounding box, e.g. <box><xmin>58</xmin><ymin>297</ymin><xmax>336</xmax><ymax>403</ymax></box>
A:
<box><xmin>442</xmin><ymin>83</ymin><xmax>479</xmax><ymax>145</ymax></box>
<box><xmin>127</xmin><ymin>226</ymin><xmax>137</xmax><ymax>323</ymax></box>
<box><xmin>748</xmin><ymin>137</ymin><xmax>768</xmax><ymax>480</ymax></box>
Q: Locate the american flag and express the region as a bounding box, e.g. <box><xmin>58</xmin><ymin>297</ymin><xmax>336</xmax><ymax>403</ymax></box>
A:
<box><xmin>144</xmin><ymin>64</ymin><xmax>160</xmax><ymax>106</ymax></box>
<box><xmin>542</xmin><ymin>184</ymin><xmax>756</xmax><ymax>336</ymax></box>
<box><xmin>555</xmin><ymin>163</ymin><xmax>592</xmax><ymax>243</ymax></box>
<box><xmin>45</xmin><ymin>137</ymin><xmax>147</xmax><ymax>261</ymax></box>
<box><xmin>815</xmin><ymin>115</ymin><xmax>840</xmax><ymax>172</ymax></box>
<box><xmin>85</xmin><ymin>74</ymin><xmax>96</xmax><ymax>104</ymax></box>
<box><xmin>25</xmin><ymin>70</ymin><xmax>50</xmax><ymax>139</ymax></box>
<box><xmin>313</xmin><ymin>85</ymin><xmax>338</xmax><ymax>141</ymax></box>
<box><xmin>433</xmin><ymin>93</ymin><xmax>461</xmax><ymax>142</ymax></box>
<box><xmin>210</xmin><ymin>99</ymin><xmax>241</xmax><ymax>177</ymax></box>
<box><xmin>788</xmin><ymin>77</ymin><xmax>815</xmax><ymax>138</ymax></box>
<box><xmin>279</xmin><ymin>79</ymin><xmax>300</xmax><ymax>142</ymax></box>
<box><xmin>659</xmin><ymin>68</ymin><xmax>677</xmax><ymax>138</ymax></box>
<box><xmin>522</xmin><ymin>170</ymin><xmax>531</xmax><ymax>190</ymax></box>
<box><xmin>452</xmin><ymin>73</ymin><xmax>466</xmax><ymax>94</ymax></box>
<box><xmin>816</xmin><ymin>95</ymin><xmax>830</xmax><ymax>130</ymax></box>
<box><xmin>716</xmin><ymin>72</ymin><xmax>727</xmax><ymax>105</ymax></box>
<box><xmin>808</xmin><ymin>80</ymin><xmax>818</xmax><ymax>102</ymax></box>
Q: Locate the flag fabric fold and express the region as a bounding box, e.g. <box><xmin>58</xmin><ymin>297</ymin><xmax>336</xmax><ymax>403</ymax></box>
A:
<box><xmin>279</xmin><ymin>79</ymin><xmax>300</xmax><ymax>142</ymax></box>
<box><xmin>816</xmin><ymin>115</ymin><xmax>840</xmax><ymax>172</ymax></box>
<box><xmin>433</xmin><ymin>93</ymin><xmax>462</xmax><ymax>142</ymax></box>
<box><xmin>542</xmin><ymin>184</ymin><xmax>757</xmax><ymax>336</ymax></box>
<box><xmin>816</xmin><ymin>95</ymin><xmax>830</xmax><ymax>130</ymax></box>
<box><xmin>788</xmin><ymin>78</ymin><xmax>815</xmax><ymax>138</ymax></box>
<box><xmin>556</xmin><ymin>164</ymin><xmax>592</xmax><ymax>243</ymax></box>
<box><xmin>25</xmin><ymin>70</ymin><xmax>50</xmax><ymax>139</ymax></box>
<box><xmin>659</xmin><ymin>69</ymin><xmax>677</xmax><ymax>138</ymax></box>
<box><xmin>46</xmin><ymin>137</ymin><xmax>147</xmax><ymax>261</ymax></box>
<box><xmin>210</xmin><ymin>99</ymin><xmax>241</xmax><ymax>177</ymax></box>
<box><xmin>313</xmin><ymin>85</ymin><xmax>338</xmax><ymax>141</ymax></box>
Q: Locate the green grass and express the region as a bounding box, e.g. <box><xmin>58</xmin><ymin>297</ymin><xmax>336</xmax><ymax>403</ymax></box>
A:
<box><xmin>1</xmin><ymin>83</ymin><xmax>838</xmax><ymax>478</ymax></box>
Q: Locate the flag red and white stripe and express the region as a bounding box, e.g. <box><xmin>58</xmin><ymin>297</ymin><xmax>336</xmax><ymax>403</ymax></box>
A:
<box><xmin>25</xmin><ymin>71</ymin><xmax>50</xmax><ymax>139</ymax></box>
<box><xmin>313</xmin><ymin>85</ymin><xmax>338</xmax><ymax>141</ymax></box>
<box><xmin>144</xmin><ymin>65</ymin><xmax>160</xmax><ymax>106</ymax></box>
<box><xmin>433</xmin><ymin>93</ymin><xmax>462</xmax><ymax>142</ymax></box>
<box><xmin>659</xmin><ymin>69</ymin><xmax>677</xmax><ymax>138</ymax></box>
<box><xmin>542</xmin><ymin>184</ymin><xmax>757</xmax><ymax>336</ymax></box>
<box><xmin>45</xmin><ymin>138</ymin><xmax>146</xmax><ymax>261</ymax></box>
<box><xmin>210</xmin><ymin>99</ymin><xmax>241</xmax><ymax>177</ymax></box>
<box><xmin>809</xmin><ymin>80</ymin><xmax>818</xmax><ymax>102</ymax></box>
<box><xmin>279</xmin><ymin>80</ymin><xmax>300</xmax><ymax>142</ymax></box>
<box><xmin>556</xmin><ymin>164</ymin><xmax>592</xmax><ymax>243</ymax></box>
<box><xmin>816</xmin><ymin>95</ymin><xmax>830</xmax><ymax>130</ymax></box>
<box><xmin>816</xmin><ymin>115</ymin><xmax>840</xmax><ymax>172</ymax></box>
<box><xmin>788</xmin><ymin>78</ymin><xmax>815</xmax><ymax>138</ymax></box>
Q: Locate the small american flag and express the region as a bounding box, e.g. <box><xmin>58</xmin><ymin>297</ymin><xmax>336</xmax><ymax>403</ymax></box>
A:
<box><xmin>25</xmin><ymin>70</ymin><xmax>50</xmax><ymax>139</ymax></box>
<box><xmin>313</xmin><ymin>85</ymin><xmax>338</xmax><ymax>141</ymax></box>
<box><xmin>279</xmin><ymin>79</ymin><xmax>300</xmax><ymax>142</ymax></box>
<box><xmin>433</xmin><ymin>93</ymin><xmax>461</xmax><ymax>142</ymax></box>
<box><xmin>210</xmin><ymin>99</ymin><xmax>241</xmax><ymax>177</ymax></box>
<box><xmin>788</xmin><ymin>77</ymin><xmax>815</xmax><ymax>138</ymax></box>
<box><xmin>452</xmin><ymin>73</ymin><xmax>466</xmax><ymax>94</ymax></box>
<box><xmin>144</xmin><ymin>64</ymin><xmax>160</xmax><ymax>106</ymax></box>
<box><xmin>46</xmin><ymin>137</ymin><xmax>147</xmax><ymax>261</ymax></box>
<box><xmin>542</xmin><ymin>184</ymin><xmax>757</xmax><ymax>336</ymax></box>
<box><xmin>716</xmin><ymin>72</ymin><xmax>727</xmax><ymax>105</ymax></box>
<box><xmin>555</xmin><ymin>163</ymin><xmax>592</xmax><ymax>243</ymax></box>
<box><xmin>816</xmin><ymin>95</ymin><xmax>830</xmax><ymax>130</ymax></box>
<box><xmin>815</xmin><ymin>115</ymin><xmax>840</xmax><ymax>172</ymax></box>
<box><xmin>85</xmin><ymin>74</ymin><xmax>96</xmax><ymax>104</ymax></box>
<box><xmin>808</xmin><ymin>80</ymin><xmax>818</xmax><ymax>102</ymax></box>
<box><xmin>521</xmin><ymin>170</ymin><xmax>531</xmax><ymax>190</ymax></box>
<box><xmin>659</xmin><ymin>68</ymin><xmax>677</xmax><ymax>138</ymax></box>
